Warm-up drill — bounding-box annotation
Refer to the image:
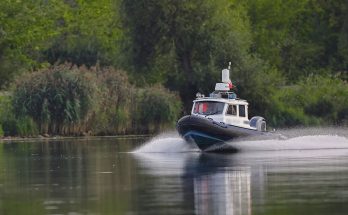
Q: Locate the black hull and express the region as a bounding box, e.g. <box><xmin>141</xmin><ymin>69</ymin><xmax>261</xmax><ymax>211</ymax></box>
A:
<box><xmin>177</xmin><ymin>115</ymin><xmax>264</xmax><ymax>152</ymax></box>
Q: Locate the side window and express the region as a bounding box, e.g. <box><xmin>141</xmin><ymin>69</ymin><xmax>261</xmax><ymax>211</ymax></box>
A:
<box><xmin>193</xmin><ymin>103</ymin><xmax>199</xmax><ymax>113</ymax></box>
<box><xmin>226</xmin><ymin>105</ymin><xmax>237</xmax><ymax>116</ymax></box>
<box><xmin>239</xmin><ymin>105</ymin><xmax>246</xmax><ymax>117</ymax></box>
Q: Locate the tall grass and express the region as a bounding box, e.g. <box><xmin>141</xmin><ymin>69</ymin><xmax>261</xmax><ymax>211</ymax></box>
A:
<box><xmin>13</xmin><ymin>64</ymin><xmax>97</xmax><ymax>135</ymax></box>
<box><xmin>15</xmin><ymin>117</ymin><xmax>39</xmax><ymax>137</ymax></box>
<box><xmin>93</xmin><ymin>66</ymin><xmax>134</xmax><ymax>135</ymax></box>
<box><xmin>0</xmin><ymin>93</ymin><xmax>17</xmax><ymax>136</ymax></box>
<box><xmin>92</xmin><ymin>67</ymin><xmax>182</xmax><ymax>135</ymax></box>
<box><xmin>0</xmin><ymin>123</ymin><xmax>3</xmax><ymax>137</ymax></box>
<box><xmin>9</xmin><ymin>63</ymin><xmax>182</xmax><ymax>136</ymax></box>
<box><xmin>0</xmin><ymin>93</ymin><xmax>38</xmax><ymax>137</ymax></box>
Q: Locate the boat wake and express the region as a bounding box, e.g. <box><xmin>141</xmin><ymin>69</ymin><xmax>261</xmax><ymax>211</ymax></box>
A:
<box><xmin>132</xmin><ymin>128</ymin><xmax>348</xmax><ymax>153</ymax></box>
<box><xmin>227</xmin><ymin>135</ymin><xmax>348</xmax><ymax>152</ymax></box>
<box><xmin>132</xmin><ymin>132</ymin><xmax>199</xmax><ymax>153</ymax></box>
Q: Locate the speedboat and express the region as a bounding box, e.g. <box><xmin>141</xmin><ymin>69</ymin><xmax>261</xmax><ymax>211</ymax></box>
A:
<box><xmin>177</xmin><ymin>63</ymin><xmax>267</xmax><ymax>152</ymax></box>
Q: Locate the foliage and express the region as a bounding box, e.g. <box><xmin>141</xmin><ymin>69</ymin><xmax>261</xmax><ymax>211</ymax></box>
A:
<box><xmin>0</xmin><ymin>93</ymin><xmax>17</xmax><ymax>136</ymax></box>
<box><xmin>92</xmin><ymin>67</ymin><xmax>134</xmax><ymax>135</ymax></box>
<box><xmin>232</xmin><ymin>56</ymin><xmax>285</xmax><ymax>118</ymax></box>
<box><xmin>92</xmin><ymin>67</ymin><xmax>182</xmax><ymax>135</ymax></box>
<box><xmin>1</xmin><ymin>0</ymin><xmax>348</xmax><ymax>130</ymax></box>
<box><xmin>120</xmin><ymin>0</ymin><xmax>268</xmax><ymax>110</ymax></box>
<box><xmin>298</xmin><ymin>76</ymin><xmax>348</xmax><ymax>125</ymax></box>
<box><xmin>15</xmin><ymin>117</ymin><xmax>39</xmax><ymax>137</ymax></box>
<box><xmin>0</xmin><ymin>0</ymin><xmax>123</xmax><ymax>89</ymax></box>
<box><xmin>12</xmin><ymin>64</ymin><xmax>97</xmax><ymax>135</ymax></box>
<box><xmin>0</xmin><ymin>93</ymin><xmax>39</xmax><ymax>137</ymax></box>
<box><xmin>9</xmin><ymin>64</ymin><xmax>182</xmax><ymax>136</ymax></box>
<box><xmin>246</xmin><ymin>0</ymin><xmax>348</xmax><ymax>81</ymax></box>
<box><xmin>0</xmin><ymin>124</ymin><xmax>3</xmax><ymax>137</ymax></box>
<box><xmin>134</xmin><ymin>86</ymin><xmax>182</xmax><ymax>133</ymax></box>
<box><xmin>268</xmin><ymin>76</ymin><xmax>348</xmax><ymax>127</ymax></box>
<box><xmin>0</xmin><ymin>0</ymin><xmax>67</xmax><ymax>88</ymax></box>
<box><xmin>43</xmin><ymin>0</ymin><xmax>123</xmax><ymax>67</ymax></box>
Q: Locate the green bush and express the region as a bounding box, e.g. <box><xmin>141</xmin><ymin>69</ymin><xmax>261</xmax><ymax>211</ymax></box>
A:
<box><xmin>134</xmin><ymin>86</ymin><xmax>182</xmax><ymax>133</ymax></box>
<box><xmin>268</xmin><ymin>75</ymin><xmax>348</xmax><ymax>127</ymax></box>
<box><xmin>93</xmin><ymin>69</ymin><xmax>182</xmax><ymax>134</ymax></box>
<box><xmin>300</xmin><ymin>76</ymin><xmax>348</xmax><ymax>123</ymax></box>
<box><xmin>12</xmin><ymin>64</ymin><xmax>98</xmax><ymax>135</ymax></box>
<box><xmin>10</xmin><ymin>64</ymin><xmax>183</xmax><ymax>136</ymax></box>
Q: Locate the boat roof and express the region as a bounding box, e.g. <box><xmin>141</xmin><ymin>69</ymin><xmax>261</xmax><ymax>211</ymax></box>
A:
<box><xmin>193</xmin><ymin>97</ymin><xmax>249</xmax><ymax>105</ymax></box>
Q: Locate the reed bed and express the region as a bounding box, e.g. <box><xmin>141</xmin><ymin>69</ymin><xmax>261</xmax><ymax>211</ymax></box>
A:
<box><xmin>1</xmin><ymin>63</ymin><xmax>182</xmax><ymax>137</ymax></box>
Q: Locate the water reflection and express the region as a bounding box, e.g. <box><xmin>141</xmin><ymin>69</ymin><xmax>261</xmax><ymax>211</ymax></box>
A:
<box><xmin>135</xmin><ymin>153</ymin><xmax>260</xmax><ymax>215</ymax></box>
<box><xmin>133</xmin><ymin>142</ymin><xmax>348</xmax><ymax>215</ymax></box>
<box><xmin>2</xmin><ymin>135</ymin><xmax>348</xmax><ymax>215</ymax></box>
<box><xmin>0</xmin><ymin>138</ymin><xmax>144</xmax><ymax>215</ymax></box>
<box><xmin>193</xmin><ymin>166</ymin><xmax>251</xmax><ymax>215</ymax></box>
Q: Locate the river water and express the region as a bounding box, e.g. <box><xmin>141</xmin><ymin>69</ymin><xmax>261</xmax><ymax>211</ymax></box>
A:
<box><xmin>1</xmin><ymin>128</ymin><xmax>348</xmax><ymax>215</ymax></box>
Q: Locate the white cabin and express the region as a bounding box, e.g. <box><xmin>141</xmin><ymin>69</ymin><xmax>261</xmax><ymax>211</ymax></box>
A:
<box><xmin>189</xmin><ymin>62</ymin><xmax>267</xmax><ymax>131</ymax></box>
<box><xmin>191</xmin><ymin>95</ymin><xmax>256</xmax><ymax>130</ymax></box>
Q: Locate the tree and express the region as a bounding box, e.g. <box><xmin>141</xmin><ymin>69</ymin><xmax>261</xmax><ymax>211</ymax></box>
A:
<box><xmin>0</xmin><ymin>0</ymin><xmax>66</xmax><ymax>88</ymax></box>
<box><xmin>246</xmin><ymin>0</ymin><xmax>348</xmax><ymax>81</ymax></box>
<box><xmin>43</xmin><ymin>0</ymin><xmax>123</xmax><ymax>67</ymax></box>
<box><xmin>120</xmin><ymin>0</ymin><xmax>279</xmax><ymax>112</ymax></box>
<box><xmin>0</xmin><ymin>0</ymin><xmax>124</xmax><ymax>89</ymax></box>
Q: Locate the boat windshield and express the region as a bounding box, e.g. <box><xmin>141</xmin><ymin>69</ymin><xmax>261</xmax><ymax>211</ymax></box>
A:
<box><xmin>193</xmin><ymin>101</ymin><xmax>225</xmax><ymax>115</ymax></box>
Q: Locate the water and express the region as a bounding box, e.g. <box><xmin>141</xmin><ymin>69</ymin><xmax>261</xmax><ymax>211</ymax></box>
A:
<box><xmin>1</xmin><ymin>129</ymin><xmax>348</xmax><ymax>215</ymax></box>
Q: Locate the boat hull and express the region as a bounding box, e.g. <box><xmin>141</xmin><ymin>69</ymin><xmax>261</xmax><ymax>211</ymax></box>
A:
<box><xmin>177</xmin><ymin>115</ymin><xmax>264</xmax><ymax>152</ymax></box>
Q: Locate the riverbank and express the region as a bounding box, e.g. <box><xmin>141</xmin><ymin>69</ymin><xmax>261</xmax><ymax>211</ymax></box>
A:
<box><xmin>0</xmin><ymin>65</ymin><xmax>182</xmax><ymax>138</ymax></box>
<box><xmin>0</xmin><ymin>134</ymin><xmax>152</xmax><ymax>143</ymax></box>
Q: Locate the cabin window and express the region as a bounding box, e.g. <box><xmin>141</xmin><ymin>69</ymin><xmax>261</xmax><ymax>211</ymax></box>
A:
<box><xmin>239</xmin><ymin>105</ymin><xmax>246</xmax><ymax>117</ymax></box>
<box><xmin>226</xmin><ymin>105</ymin><xmax>237</xmax><ymax>116</ymax></box>
<box><xmin>193</xmin><ymin>101</ymin><xmax>225</xmax><ymax>115</ymax></box>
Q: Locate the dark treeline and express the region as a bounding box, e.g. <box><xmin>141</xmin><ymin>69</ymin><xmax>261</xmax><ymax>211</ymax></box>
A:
<box><xmin>1</xmin><ymin>0</ymin><xmax>348</xmax><ymax>136</ymax></box>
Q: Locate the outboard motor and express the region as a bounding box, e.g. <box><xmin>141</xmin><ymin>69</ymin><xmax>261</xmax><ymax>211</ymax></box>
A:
<box><xmin>250</xmin><ymin>116</ymin><xmax>266</xmax><ymax>131</ymax></box>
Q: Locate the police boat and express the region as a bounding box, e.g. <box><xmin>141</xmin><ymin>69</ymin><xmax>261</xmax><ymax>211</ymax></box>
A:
<box><xmin>177</xmin><ymin>63</ymin><xmax>267</xmax><ymax>152</ymax></box>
